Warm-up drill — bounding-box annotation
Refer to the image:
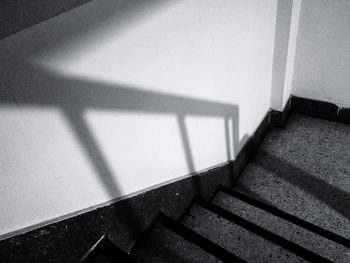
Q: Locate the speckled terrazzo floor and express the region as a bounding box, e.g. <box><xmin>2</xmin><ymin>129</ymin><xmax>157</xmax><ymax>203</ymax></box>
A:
<box><xmin>236</xmin><ymin>114</ymin><xmax>350</xmax><ymax>234</ymax></box>
<box><xmin>132</xmin><ymin>224</ymin><xmax>221</xmax><ymax>263</ymax></box>
<box><xmin>231</xmin><ymin>114</ymin><xmax>350</xmax><ymax>262</ymax></box>
<box><xmin>133</xmin><ymin>114</ymin><xmax>350</xmax><ymax>262</ymax></box>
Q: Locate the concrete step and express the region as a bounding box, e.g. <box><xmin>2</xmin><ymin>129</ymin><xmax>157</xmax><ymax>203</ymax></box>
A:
<box><xmin>212</xmin><ymin>188</ymin><xmax>350</xmax><ymax>263</ymax></box>
<box><xmin>182</xmin><ymin>203</ymin><xmax>305</xmax><ymax>263</ymax></box>
<box><xmin>236</xmin><ymin>115</ymin><xmax>350</xmax><ymax>243</ymax></box>
<box><xmin>132</xmin><ymin>223</ymin><xmax>221</xmax><ymax>263</ymax></box>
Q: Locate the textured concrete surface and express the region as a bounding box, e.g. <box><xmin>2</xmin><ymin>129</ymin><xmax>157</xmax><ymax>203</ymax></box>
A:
<box><xmin>3</xmin><ymin>113</ymin><xmax>349</xmax><ymax>262</ymax></box>
<box><xmin>132</xmin><ymin>224</ymin><xmax>220</xmax><ymax>263</ymax></box>
<box><xmin>133</xmin><ymin>114</ymin><xmax>350</xmax><ymax>262</ymax></box>
<box><xmin>233</xmin><ymin>114</ymin><xmax>350</xmax><ymax>262</ymax></box>
<box><xmin>0</xmin><ymin>163</ymin><xmax>230</xmax><ymax>263</ymax></box>
<box><xmin>213</xmin><ymin>192</ymin><xmax>349</xmax><ymax>262</ymax></box>
<box><xmin>182</xmin><ymin>205</ymin><xmax>304</xmax><ymax>262</ymax></box>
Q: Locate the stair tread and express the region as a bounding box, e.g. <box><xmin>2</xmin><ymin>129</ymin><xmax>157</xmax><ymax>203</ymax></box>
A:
<box><xmin>134</xmin><ymin>115</ymin><xmax>350</xmax><ymax>262</ymax></box>
<box><xmin>159</xmin><ymin>214</ymin><xmax>246</xmax><ymax>263</ymax></box>
<box><xmin>236</xmin><ymin>114</ymin><xmax>350</xmax><ymax>241</ymax></box>
<box><xmin>182</xmin><ymin>204</ymin><xmax>306</xmax><ymax>263</ymax></box>
<box><xmin>213</xmin><ymin>189</ymin><xmax>350</xmax><ymax>263</ymax></box>
<box><xmin>218</xmin><ymin>186</ymin><xmax>350</xmax><ymax>248</ymax></box>
<box><xmin>132</xmin><ymin>223</ymin><xmax>221</xmax><ymax>263</ymax></box>
<box><xmin>81</xmin><ymin>236</ymin><xmax>137</xmax><ymax>263</ymax></box>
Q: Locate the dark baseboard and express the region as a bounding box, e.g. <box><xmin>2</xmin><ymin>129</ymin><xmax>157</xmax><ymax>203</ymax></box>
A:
<box><xmin>232</xmin><ymin>112</ymin><xmax>271</xmax><ymax>184</ymax></box>
<box><xmin>291</xmin><ymin>96</ymin><xmax>350</xmax><ymax>124</ymax></box>
<box><xmin>3</xmin><ymin>96</ymin><xmax>343</xmax><ymax>262</ymax></box>
<box><xmin>0</xmin><ymin>163</ymin><xmax>232</xmax><ymax>263</ymax></box>
<box><xmin>0</xmin><ymin>110</ymin><xmax>276</xmax><ymax>263</ymax></box>
<box><xmin>271</xmin><ymin>98</ymin><xmax>292</xmax><ymax>128</ymax></box>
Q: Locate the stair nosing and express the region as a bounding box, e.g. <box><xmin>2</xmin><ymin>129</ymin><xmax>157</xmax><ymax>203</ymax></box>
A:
<box><xmin>159</xmin><ymin>213</ymin><xmax>247</xmax><ymax>263</ymax></box>
<box><xmin>218</xmin><ymin>185</ymin><xmax>350</xmax><ymax>249</ymax></box>
<box><xmin>197</xmin><ymin>198</ymin><xmax>334</xmax><ymax>263</ymax></box>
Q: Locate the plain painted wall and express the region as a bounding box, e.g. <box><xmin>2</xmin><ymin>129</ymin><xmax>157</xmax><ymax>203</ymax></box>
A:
<box><xmin>293</xmin><ymin>0</ymin><xmax>350</xmax><ymax>106</ymax></box>
<box><xmin>0</xmin><ymin>0</ymin><xmax>277</xmax><ymax>237</ymax></box>
<box><xmin>0</xmin><ymin>0</ymin><xmax>92</xmax><ymax>39</ymax></box>
<box><xmin>270</xmin><ymin>0</ymin><xmax>301</xmax><ymax>111</ymax></box>
<box><xmin>282</xmin><ymin>0</ymin><xmax>301</xmax><ymax>108</ymax></box>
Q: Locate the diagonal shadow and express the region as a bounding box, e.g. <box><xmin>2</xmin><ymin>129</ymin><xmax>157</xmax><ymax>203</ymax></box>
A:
<box><xmin>1</xmin><ymin>63</ymin><xmax>241</xmax><ymax>193</ymax></box>
<box><xmin>256</xmin><ymin>150</ymin><xmax>350</xmax><ymax>220</ymax></box>
<box><xmin>0</xmin><ymin>63</ymin><xmax>242</xmax><ymax>250</ymax></box>
<box><xmin>0</xmin><ymin>0</ymin><xmax>182</xmax><ymax>43</ymax></box>
<box><xmin>0</xmin><ymin>0</ymin><xmax>245</xmax><ymax>255</ymax></box>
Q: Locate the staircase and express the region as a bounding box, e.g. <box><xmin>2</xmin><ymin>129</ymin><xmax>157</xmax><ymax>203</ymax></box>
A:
<box><xmin>82</xmin><ymin>114</ymin><xmax>350</xmax><ymax>262</ymax></box>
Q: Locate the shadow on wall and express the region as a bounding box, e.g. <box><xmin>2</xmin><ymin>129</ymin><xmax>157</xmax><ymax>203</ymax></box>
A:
<box><xmin>0</xmin><ymin>63</ymin><xmax>241</xmax><ymax>235</ymax></box>
<box><xmin>0</xmin><ymin>0</ymin><xmax>249</xmax><ymax>254</ymax></box>
<box><xmin>0</xmin><ymin>1</ymin><xmax>268</xmax><ymax>260</ymax></box>
<box><xmin>0</xmin><ymin>0</ymin><xmax>180</xmax><ymax>40</ymax></box>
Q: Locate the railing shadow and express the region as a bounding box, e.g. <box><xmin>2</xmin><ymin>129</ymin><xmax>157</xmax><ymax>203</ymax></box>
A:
<box><xmin>252</xmin><ymin>150</ymin><xmax>350</xmax><ymax>222</ymax></box>
<box><xmin>0</xmin><ymin>0</ymin><xmax>246</xmax><ymax>258</ymax></box>
<box><xmin>0</xmin><ymin>63</ymin><xmax>242</xmax><ymax>254</ymax></box>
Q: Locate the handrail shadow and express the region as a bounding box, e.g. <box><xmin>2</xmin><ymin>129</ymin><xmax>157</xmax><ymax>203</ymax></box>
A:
<box><xmin>255</xmin><ymin>150</ymin><xmax>350</xmax><ymax>221</ymax></box>
<box><xmin>0</xmin><ymin>0</ymin><xmax>245</xmax><ymax>256</ymax></box>
<box><xmin>0</xmin><ymin>63</ymin><xmax>242</xmax><ymax>251</ymax></box>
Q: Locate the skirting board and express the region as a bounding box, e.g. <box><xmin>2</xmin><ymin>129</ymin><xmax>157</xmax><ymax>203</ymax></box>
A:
<box><xmin>291</xmin><ymin>96</ymin><xmax>350</xmax><ymax>124</ymax></box>
<box><xmin>271</xmin><ymin>98</ymin><xmax>292</xmax><ymax>128</ymax></box>
<box><xmin>269</xmin><ymin>95</ymin><xmax>350</xmax><ymax>128</ymax></box>
<box><xmin>0</xmin><ymin>109</ymin><xmax>278</xmax><ymax>263</ymax></box>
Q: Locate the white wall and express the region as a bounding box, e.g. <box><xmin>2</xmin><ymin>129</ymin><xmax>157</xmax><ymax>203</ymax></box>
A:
<box><xmin>0</xmin><ymin>0</ymin><xmax>277</xmax><ymax>238</ymax></box>
<box><xmin>282</xmin><ymin>0</ymin><xmax>301</xmax><ymax>107</ymax></box>
<box><xmin>270</xmin><ymin>0</ymin><xmax>301</xmax><ymax>111</ymax></box>
<box><xmin>293</xmin><ymin>0</ymin><xmax>350</xmax><ymax>106</ymax></box>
